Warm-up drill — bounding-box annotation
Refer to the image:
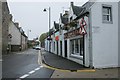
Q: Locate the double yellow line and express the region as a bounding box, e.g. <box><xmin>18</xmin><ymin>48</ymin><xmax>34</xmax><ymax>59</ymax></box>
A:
<box><xmin>42</xmin><ymin>63</ymin><xmax>96</xmax><ymax>72</ymax></box>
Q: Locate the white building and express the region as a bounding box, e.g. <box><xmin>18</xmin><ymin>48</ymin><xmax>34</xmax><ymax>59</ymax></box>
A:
<box><xmin>9</xmin><ymin>18</ymin><xmax>28</xmax><ymax>52</ymax></box>
<box><xmin>45</xmin><ymin>0</ymin><xmax>120</xmax><ymax>68</ymax></box>
<box><xmin>9</xmin><ymin>20</ymin><xmax>21</xmax><ymax>51</ymax></box>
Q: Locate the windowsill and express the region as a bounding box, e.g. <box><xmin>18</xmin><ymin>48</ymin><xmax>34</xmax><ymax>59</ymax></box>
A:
<box><xmin>70</xmin><ymin>54</ymin><xmax>83</xmax><ymax>60</ymax></box>
<box><xmin>102</xmin><ymin>21</ymin><xmax>113</xmax><ymax>24</ymax></box>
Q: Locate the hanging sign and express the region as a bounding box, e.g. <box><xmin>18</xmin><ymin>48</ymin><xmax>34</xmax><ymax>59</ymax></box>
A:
<box><xmin>79</xmin><ymin>18</ymin><xmax>87</xmax><ymax>35</ymax></box>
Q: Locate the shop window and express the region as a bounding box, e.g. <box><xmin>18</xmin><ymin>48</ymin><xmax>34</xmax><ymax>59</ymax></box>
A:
<box><xmin>71</xmin><ymin>40</ymin><xmax>74</xmax><ymax>54</ymax></box>
<box><xmin>75</xmin><ymin>39</ymin><xmax>79</xmax><ymax>54</ymax></box>
<box><xmin>80</xmin><ymin>38</ymin><xmax>83</xmax><ymax>56</ymax></box>
<box><xmin>70</xmin><ymin>38</ymin><xmax>83</xmax><ymax>57</ymax></box>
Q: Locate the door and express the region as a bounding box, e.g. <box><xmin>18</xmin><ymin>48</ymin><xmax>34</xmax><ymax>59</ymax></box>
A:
<box><xmin>56</xmin><ymin>41</ymin><xmax>59</xmax><ymax>55</ymax></box>
<box><xmin>64</xmin><ymin>40</ymin><xmax>67</xmax><ymax>58</ymax></box>
<box><xmin>60</xmin><ymin>41</ymin><xmax>62</xmax><ymax>56</ymax></box>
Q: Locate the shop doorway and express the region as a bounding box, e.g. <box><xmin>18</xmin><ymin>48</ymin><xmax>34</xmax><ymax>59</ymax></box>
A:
<box><xmin>64</xmin><ymin>40</ymin><xmax>67</xmax><ymax>58</ymax></box>
<box><xmin>60</xmin><ymin>41</ymin><xmax>62</xmax><ymax>56</ymax></box>
<box><xmin>56</xmin><ymin>41</ymin><xmax>59</xmax><ymax>55</ymax></box>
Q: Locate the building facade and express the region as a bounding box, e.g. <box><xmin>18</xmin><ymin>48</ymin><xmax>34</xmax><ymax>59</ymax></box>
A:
<box><xmin>45</xmin><ymin>0</ymin><xmax>119</xmax><ymax>68</ymax></box>
<box><xmin>0</xmin><ymin>1</ymin><xmax>2</xmax><ymax>55</ymax></box>
<box><xmin>2</xmin><ymin>2</ymin><xmax>10</xmax><ymax>54</ymax></box>
<box><xmin>9</xmin><ymin>20</ymin><xmax>28</xmax><ymax>52</ymax></box>
<box><xmin>8</xmin><ymin>21</ymin><xmax>22</xmax><ymax>52</ymax></box>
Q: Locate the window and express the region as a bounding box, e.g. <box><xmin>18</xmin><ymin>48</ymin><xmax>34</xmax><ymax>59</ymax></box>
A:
<box><xmin>75</xmin><ymin>39</ymin><xmax>79</xmax><ymax>53</ymax></box>
<box><xmin>70</xmin><ymin>38</ymin><xmax>83</xmax><ymax>56</ymax></box>
<box><xmin>71</xmin><ymin>40</ymin><xmax>74</xmax><ymax>54</ymax></box>
<box><xmin>102</xmin><ymin>4</ymin><xmax>112</xmax><ymax>23</ymax></box>
<box><xmin>54</xmin><ymin>42</ymin><xmax>55</xmax><ymax>51</ymax></box>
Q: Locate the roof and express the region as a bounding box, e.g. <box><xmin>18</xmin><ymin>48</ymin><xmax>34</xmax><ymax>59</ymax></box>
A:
<box><xmin>74</xmin><ymin>1</ymin><xmax>95</xmax><ymax>20</ymax></box>
<box><xmin>71</xmin><ymin>2</ymin><xmax>83</xmax><ymax>16</ymax></box>
<box><xmin>60</xmin><ymin>13</ymin><xmax>69</xmax><ymax>24</ymax></box>
<box><xmin>54</xmin><ymin>21</ymin><xmax>59</xmax><ymax>30</ymax></box>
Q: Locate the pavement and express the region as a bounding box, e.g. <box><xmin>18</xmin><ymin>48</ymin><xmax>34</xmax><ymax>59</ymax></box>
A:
<box><xmin>41</xmin><ymin>50</ymin><xmax>88</xmax><ymax>70</ymax></box>
<box><xmin>41</xmin><ymin>50</ymin><xmax>120</xmax><ymax>79</ymax></box>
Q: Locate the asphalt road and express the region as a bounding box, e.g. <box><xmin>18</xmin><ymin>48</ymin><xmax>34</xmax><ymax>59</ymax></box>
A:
<box><xmin>2</xmin><ymin>49</ymin><xmax>54</xmax><ymax>80</ymax></box>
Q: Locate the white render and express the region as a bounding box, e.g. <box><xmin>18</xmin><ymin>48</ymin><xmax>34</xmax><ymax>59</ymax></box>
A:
<box><xmin>118</xmin><ymin>1</ymin><xmax>120</xmax><ymax>67</ymax></box>
<box><xmin>9</xmin><ymin>21</ymin><xmax>21</xmax><ymax>45</ymax></box>
<box><xmin>0</xmin><ymin>1</ymin><xmax>2</xmax><ymax>55</ymax></box>
<box><xmin>91</xmin><ymin>2</ymin><xmax>119</xmax><ymax>68</ymax></box>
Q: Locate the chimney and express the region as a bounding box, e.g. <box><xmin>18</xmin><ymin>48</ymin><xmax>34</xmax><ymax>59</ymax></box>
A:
<box><xmin>71</xmin><ymin>2</ymin><xmax>74</xmax><ymax>6</ymax></box>
<box><xmin>9</xmin><ymin>14</ymin><xmax>13</xmax><ymax>21</ymax></box>
<box><xmin>65</xmin><ymin>11</ymin><xmax>68</xmax><ymax>15</ymax></box>
<box><xmin>14</xmin><ymin>22</ymin><xmax>19</xmax><ymax>28</ymax></box>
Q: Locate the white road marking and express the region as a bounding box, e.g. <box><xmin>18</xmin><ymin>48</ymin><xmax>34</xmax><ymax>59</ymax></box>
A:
<box><xmin>34</xmin><ymin>67</ymin><xmax>40</xmax><ymax>71</ymax></box>
<box><xmin>19</xmin><ymin>66</ymin><xmax>43</xmax><ymax>79</ymax></box>
<box><xmin>20</xmin><ymin>74</ymin><xmax>29</xmax><ymax>79</ymax></box>
<box><xmin>28</xmin><ymin>70</ymin><xmax>35</xmax><ymax>74</ymax></box>
<box><xmin>40</xmin><ymin>65</ymin><xmax>43</xmax><ymax>68</ymax></box>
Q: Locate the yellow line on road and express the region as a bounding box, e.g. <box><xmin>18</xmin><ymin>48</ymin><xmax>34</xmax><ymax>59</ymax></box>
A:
<box><xmin>38</xmin><ymin>51</ymin><xmax>96</xmax><ymax>72</ymax></box>
<box><xmin>43</xmin><ymin>63</ymin><xmax>96</xmax><ymax>72</ymax></box>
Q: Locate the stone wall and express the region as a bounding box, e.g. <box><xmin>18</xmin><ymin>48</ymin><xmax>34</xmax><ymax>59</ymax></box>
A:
<box><xmin>2</xmin><ymin>2</ymin><xmax>10</xmax><ymax>54</ymax></box>
<box><xmin>0</xmin><ymin>1</ymin><xmax>2</xmax><ymax>55</ymax></box>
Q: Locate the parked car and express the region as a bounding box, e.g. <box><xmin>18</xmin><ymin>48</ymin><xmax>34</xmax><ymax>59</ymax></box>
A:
<box><xmin>35</xmin><ymin>46</ymin><xmax>41</xmax><ymax>50</ymax></box>
<box><xmin>32</xmin><ymin>46</ymin><xmax>36</xmax><ymax>49</ymax></box>
<box><xmin>32</xmin><ymin>46</ymin><xmax>41</xmax><ymax>50</ymax></box>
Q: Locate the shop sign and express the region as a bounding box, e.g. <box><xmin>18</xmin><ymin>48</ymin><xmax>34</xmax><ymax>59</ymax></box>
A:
<box><xmin>64</xmin><ymin>28</ymin><xmax>80</xmax><ymax>39</ymax></box>
<box><xmin>55</xmin><ymin>36</ymin><xmax>59</xmax><ymax>41</ymax></box>
<box><xmin>79</xmin><ymin>18</ymin><xmax>87</xmax><ymax>35</ymax></box>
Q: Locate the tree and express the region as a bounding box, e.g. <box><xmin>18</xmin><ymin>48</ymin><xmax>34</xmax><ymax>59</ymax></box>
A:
<box><xmin>39</xmin><ymin>32</ymin><xmax>48</xmax><ymax>47</ymax></box>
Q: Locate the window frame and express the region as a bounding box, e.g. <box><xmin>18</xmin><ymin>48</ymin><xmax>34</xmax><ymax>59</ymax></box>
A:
<box><xmin>102</xmin><ymin>4</ymin><xmax>113</xmax><ymax>24</ymax></box>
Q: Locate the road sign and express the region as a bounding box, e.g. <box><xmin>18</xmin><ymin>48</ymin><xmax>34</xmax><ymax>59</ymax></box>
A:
<box><xmin>79</xmin><ymin>18</ymin><xmax>87</xmax><ymax>35</ymax></box>
<box><xmin>79</xmin><ymin>26</ymin><xmax>87</xmax><ymax>35</ymax></box>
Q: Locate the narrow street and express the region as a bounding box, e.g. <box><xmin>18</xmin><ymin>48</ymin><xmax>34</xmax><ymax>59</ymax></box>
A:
<box><xmin>2</xmin><ymin>49</ymin><xmax>54</xmax><ymax>79</ymax></box>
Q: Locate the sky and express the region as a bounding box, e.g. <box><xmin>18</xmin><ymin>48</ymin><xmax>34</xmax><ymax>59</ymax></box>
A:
<box><xmin>7</xmin><ymin>0</ymin><xmax>89</xmax><ymax>40</ymax></box>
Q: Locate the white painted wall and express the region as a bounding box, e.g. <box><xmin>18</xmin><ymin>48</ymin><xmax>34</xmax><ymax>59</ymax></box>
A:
<box><xmin>9</xmin><ymin>21</ymin><xmax>21</xmax><ymax>45</ymax></box>
<box><xmin>84</xmin><ymin>16</ymin><xmax>90</xmax><ymax>67</ymax></box>
<box><xmin>91</xmin><ymin>2</ymin><xmax>118</xmax><ymax>68</ymax></box>
<box><xmin>118</xmin><ymin>1</ymin><xmax>120</xmax><ymax>67</ymax></box>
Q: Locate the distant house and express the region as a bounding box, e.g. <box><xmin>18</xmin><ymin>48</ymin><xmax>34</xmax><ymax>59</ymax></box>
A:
<box><xmin>8</xmin><ymin>20</ymin><xmax>21</xmax><ymax>52</ymax></box>
<box><xmin>19</xmin><ymin>27</ymin><xmax>28</xmax><ymax>50</ymax></box>
<box><xmin>8</xmin><ymin>17</ymin><xmax>28</xmax><ymax>52</ymax></box>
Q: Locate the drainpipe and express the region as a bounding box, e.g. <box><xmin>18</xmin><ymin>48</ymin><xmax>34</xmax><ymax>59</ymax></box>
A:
<box><xmin>88</xmin><ymin>9</ymin><xmax>94</xmax><ymax>68</ymax></box>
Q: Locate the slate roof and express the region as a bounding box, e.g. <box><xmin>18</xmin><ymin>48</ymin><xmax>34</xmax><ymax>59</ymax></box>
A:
<box><xmin>73</xmin><ymin>1</ymin><xmax>95</xmax><ymax>20</ymax></box>
<box><xmin>54</xmin><ymin>21</ymin><xmax>59</xmax><ymax>30</ymax></box>
<box><xmin>60</xmin><ymin>13</ymin><xmax>69</xmax><ymax>24</ymax></box>
<box><xmin>71</xmin><ymin>3</ymin><xmax>83</xmax><ymax>16</ymax></box>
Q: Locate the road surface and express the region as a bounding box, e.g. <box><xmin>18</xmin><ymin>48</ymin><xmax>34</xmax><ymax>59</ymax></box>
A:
<box><xmin>2</xmin><ymin>49</ymin><xmax>54</xmax><ymax>79</ymax></box>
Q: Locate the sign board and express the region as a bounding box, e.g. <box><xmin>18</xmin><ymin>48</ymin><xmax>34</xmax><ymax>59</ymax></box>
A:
<box><xmin>79</xmin><ymin>26</ymin><xmax>87</xmax><ymax>35</ymax></box>
<box><xmin>55</xmin><ymin>36</ymin><xmax>59</xmax><ymax>41</ymax></box>
<box><xmin>79</xmin><ymin>18</ymin><xmax>87</xmax><ymax>35</ymax></box>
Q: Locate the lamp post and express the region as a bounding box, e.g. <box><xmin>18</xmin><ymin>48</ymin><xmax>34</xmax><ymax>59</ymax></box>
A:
<box><xmin>43</xmin><ymin>7</ymin><xmax>51</xmax><ymax>52</ymax></box>
<box><xmin>27</xmin><ymin>29</ymin><xmax>31</xmax><ymax>40</ymax></box>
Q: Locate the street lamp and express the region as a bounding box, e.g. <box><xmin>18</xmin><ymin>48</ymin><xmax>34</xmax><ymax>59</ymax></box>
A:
<box><xmin>27</xmin><ymin>29</ymin><xmax>31</xmax><ymax>40</ymax></box>
<box><xmin>43</xmin><ymin>7</ymin><xmax>51</xmax><ymax>52</ymax></box>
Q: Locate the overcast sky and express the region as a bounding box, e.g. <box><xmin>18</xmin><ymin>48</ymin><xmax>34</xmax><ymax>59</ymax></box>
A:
<box><xmin>7</xmin><ymin>0</ymin><xmax>88</xmax><ymax>40</ymax></box>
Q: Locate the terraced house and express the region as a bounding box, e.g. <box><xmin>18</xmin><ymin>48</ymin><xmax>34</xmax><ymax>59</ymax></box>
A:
<box><xmin>45</xmin><ymin>0</ymin><xmax>120</xmax><ymax>68</ymax></box>
<box><xmin>8</xmin><ymin>16</ymin><xmax>28</xmax><ymax>52</ymax></box>
<box><xmin>0</xmin><ymin>1</ymin><xmax>28</xmax><ymax>54</ymax></box>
